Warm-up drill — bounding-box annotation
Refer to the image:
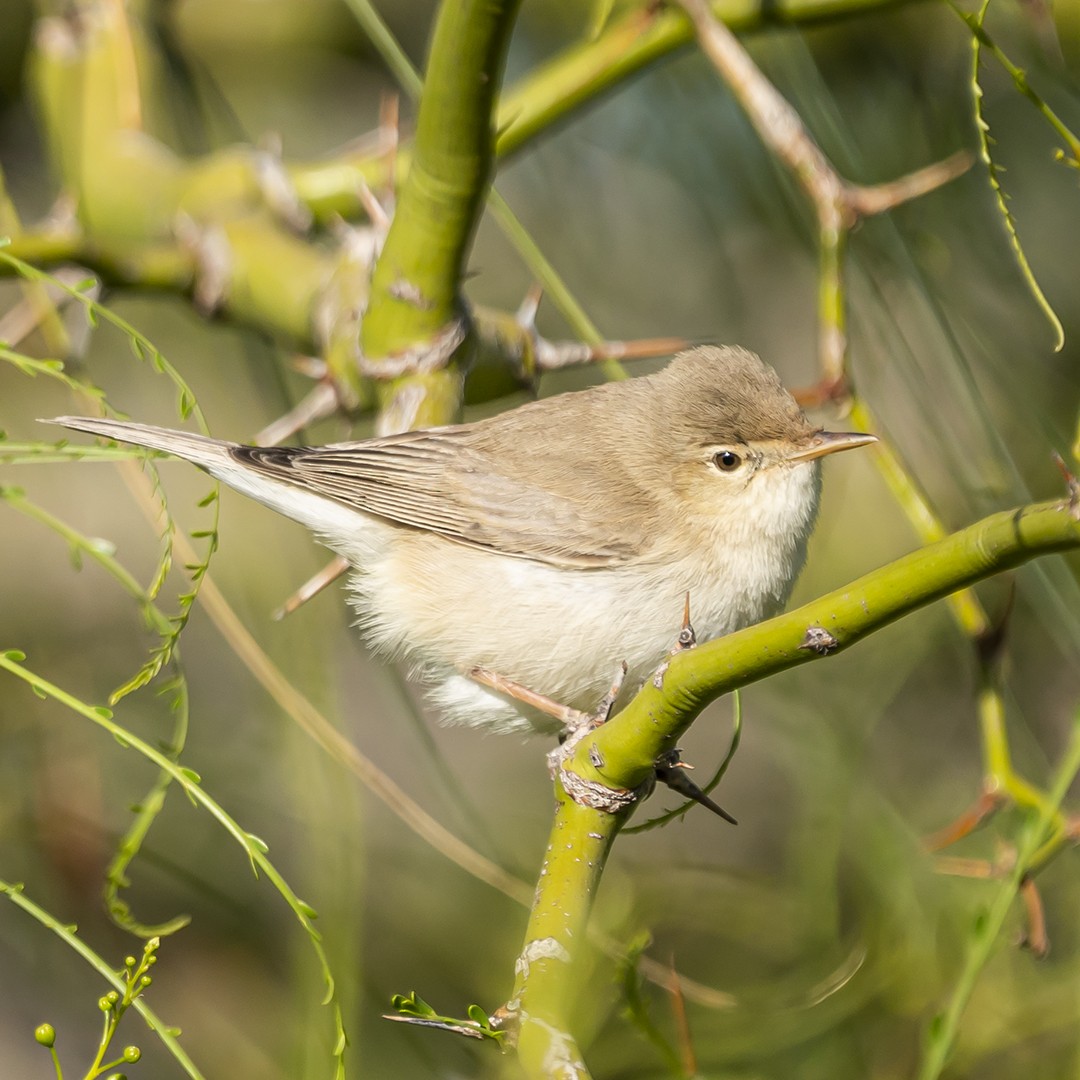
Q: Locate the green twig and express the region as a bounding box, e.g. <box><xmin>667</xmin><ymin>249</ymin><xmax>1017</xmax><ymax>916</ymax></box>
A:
<box><xmin>361</xmin><ymin>0</ymin><xmax>521</xmax><ymax>363</ymax></box>
<box><xmin>0</xmin><ymin>652</ymin><xmax>348</xmax><ymax>1079</ymax></box>
<box><xmin>958</xmin><ymin>0</ymin><xmax>1065</xmax><ymax>351</ymax></box>
<box><xmin>0</xmin><ymin>489</ymin><xmax>193</xmax><ymax>934</ymax></box>
<box><xmin>511</xmin><ymin>499</ymin><xmax>1080</xmax><ymax>1072</ymax></box>
<box><xmin>0</xmin><ymin>252</ymin><xmax>220</xmax><ymax>701</ymax></box>
<box><xmin>0</xmin><ymin>880</ymin><xmax>203</xmax><ymax>1080</ymax></box>
<box><xmin>916</xmin><ymin>710</ymin><xmax>1080</xmax><ymax>1080</ymax></box>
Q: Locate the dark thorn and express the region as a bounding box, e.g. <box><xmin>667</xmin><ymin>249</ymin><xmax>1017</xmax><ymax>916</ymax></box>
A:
<box><xmin>655</xmin><ymin>749</ymin><xmax>737</xmax><ymax>825</ymax></box>
<box><xmin>975</xmin><ymin>583</ymin><xmax>1015</xmax><ymax>668</ymax></box>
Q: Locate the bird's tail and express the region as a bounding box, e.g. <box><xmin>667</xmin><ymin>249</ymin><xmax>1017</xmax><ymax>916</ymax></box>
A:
<box><xmin>43</xmin><ymin>415</ymin><xmax>372</xmax><ymax>548</ymax></box>
<box><xmin>43</xmin><ymin>416</ymin><xmax>236</xmax><ymax>472</ymax></box>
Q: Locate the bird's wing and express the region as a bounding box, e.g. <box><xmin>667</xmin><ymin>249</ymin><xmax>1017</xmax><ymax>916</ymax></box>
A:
<box><xmin>229</xmin><ymin>430</ymin><xmax>646</xmax><ymax>568</ymax></box>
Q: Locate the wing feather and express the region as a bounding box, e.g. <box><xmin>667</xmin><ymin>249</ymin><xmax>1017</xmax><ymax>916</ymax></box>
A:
<box><xmin>229</xmin><ymin>431</ymin><xmax>644</xmax><ymax>568</ymax></box>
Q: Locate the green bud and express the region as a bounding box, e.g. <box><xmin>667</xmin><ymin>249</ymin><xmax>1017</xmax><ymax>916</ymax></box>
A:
<box><xmin>122</xmin><ymin>1045</ymin><xmax>141</xmax><ymax>1063</ymax></box>
<box><xmin>98</xmin><ymin>996</ymin><xmax>112</xmax><ymax>1012</ymax></box>
<box><xmin>140</xmin><ymin>975</ymin><xmax>152</xmax><ymax>987</ymax></box>
<box><xmin>106</xmin><ymin>991</ymin><xmax>120</xmax><ymax>1004</ymax></box>
<box><xmin>34</xmin><ymin>1023</ymin><xmax>55</xmax><ymax>1047</ymax></box>
<box><xmin>124</xmin><ymin>956</ymin><xmax>136</xmax><ymax>968</ymax></box>
<box><xmin>103</xmin><ymin>1074</ymin><xmax>127</xmax><ymax>1080</ymax></box>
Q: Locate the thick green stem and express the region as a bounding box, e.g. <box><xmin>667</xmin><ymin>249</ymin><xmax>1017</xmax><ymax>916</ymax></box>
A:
<box><xmin>293</xmin><ymin>0</ymin><xmax>907</xmax><ymax>219</ymax></box>
<box><xmin>512</xmin><ymin>499</ymin><xmax>1080</xmax><ymax>1071</ymax></box>
<box><xmin>511</xmin><ymin>782</ymin><xmax>618</xmax><ymax>1078</ymax></box>
<box><xmin>357</xmin><ymin>0</ymin><xmax>523</xmax><ymax>433</ymax></box>
<box><xmin>582</xmin><ymin>500</ymin><xmax>1080</xmax><ymax>789</ymax></box>
<box><xmin>360</xmin><ymin>0</ymin><xmax>521</xmax><ymax>364</ymax></box>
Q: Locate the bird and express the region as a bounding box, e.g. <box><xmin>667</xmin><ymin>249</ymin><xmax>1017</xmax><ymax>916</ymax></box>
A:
<box><xmin>46</xmin><ymin>345</ymin><xmax>875</xmax><ymax>734</ymax></box>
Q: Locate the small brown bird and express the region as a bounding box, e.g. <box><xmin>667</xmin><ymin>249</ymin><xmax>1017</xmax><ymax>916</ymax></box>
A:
<box><xmin>48</xmin><ymin>346</ymin><xmax>874</xmax><ymax>733</ymax></box>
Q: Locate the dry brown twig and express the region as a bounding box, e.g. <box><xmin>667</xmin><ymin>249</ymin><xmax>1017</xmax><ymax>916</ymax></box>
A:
<box><xmin>676</xmin><ymin>0</ymin><xmax>971</xmax><ymax>394</ymax></box>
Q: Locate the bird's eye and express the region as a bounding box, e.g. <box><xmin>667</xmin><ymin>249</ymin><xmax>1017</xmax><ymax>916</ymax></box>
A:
<box><xmin>713</xmin><ymin>450</ymin><xmax>743</xmax><ymax>472</ymax></box>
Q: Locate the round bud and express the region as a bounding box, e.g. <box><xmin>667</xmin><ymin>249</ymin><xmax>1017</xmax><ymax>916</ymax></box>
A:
<box><xmin>124</xmin><ymin>956</ymin><xmax>136</xmax><ymax>968</ymax></box>
<box><xmin>122</xmin><ymin>1045</ymin><xmax>141</xmax><ymax>1063</ymax></box>
<box><xmin>98</xmin><ymin>996</ymin><xmax>112</xmax><ymax>1012</ymax></box>
<box><xmin>34</xmin><ymin>1023</ymin><xmax>55</xmax><ymax>1047</ymax></box>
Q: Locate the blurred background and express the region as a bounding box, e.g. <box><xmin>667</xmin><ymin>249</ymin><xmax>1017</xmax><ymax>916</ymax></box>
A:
<box><xmin>2</xmin><ymin>1</ymin><xmax>1080</xmax><ymax>1077</ymax></box>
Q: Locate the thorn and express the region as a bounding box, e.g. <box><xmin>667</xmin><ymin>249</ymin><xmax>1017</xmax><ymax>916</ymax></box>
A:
<box><xmin>654</xmin><ymin>749</ymin><xmax>737</xmax><ymax>825</ymax></box>
<box><xmin>674</xmin><ymin>592</ymin><xmax>696</xmax><ymax>652</ymax></box>
<box><xmin>1052</xmin><ymin>451</ymin><xmax>1080</xmax><ymax>520</ymax></box>
<box><xmin>923</xmin><ymin>788</ymin><xmax>1004</xmax><ymax>852</ymax></box>
<box><xmin>974</xmin><ymin>583</ymin><xmax>1015</xmax><ymax>668</ymax></box>
<box><xmin>254</xmin><ymin>382</ymin><xmax>339</xmax><ymax>447</ymax></box>
<box><xmin>792</xmin><ymin>375</ymin><xmax>851</xmax><ymax>410</ymax></box>
<box><xmin>515</xmin><ymin>283</ymin><xmax>543</xmax><ymax>330</ymax></box>
<box><xmin>594</xmin><ymin>661</ymin><xmax>628</xmax><ymax>725</ymax></box>
<box><xmin>355</xmin><ymin>175</ymin><xmax>392</xmax><ymax>233</ymax></box>
<box><xmin>378</xmin><ymin>92</ymin><xmax>400</xmax><ymax>212</ymax></box>
<box><xmin>272</xmin><ymin>555</ymin><xmax>349</xmax><ymax>620</ymax></box>
<box><xmin>1019</xmin><ymin>874</ymin><xmax>1050</xmax><ymax>958</ymax></box>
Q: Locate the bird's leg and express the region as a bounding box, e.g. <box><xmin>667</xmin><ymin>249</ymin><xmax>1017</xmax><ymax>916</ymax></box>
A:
<box><xmin>654</xmin><ymin>748</ymin><xmax>738</xmax><ymax>825</ymax></box>
<box><xmin>469</xmin><ymin>661</ymin><xmax>628</xmax><ymax>738</ymax></box>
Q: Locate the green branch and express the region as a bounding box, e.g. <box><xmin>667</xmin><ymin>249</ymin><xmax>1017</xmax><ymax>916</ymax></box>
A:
<box><xmin>917</xmin><ymin>710</ymin><xmax>1080</xmax><ymax>1080</ymax></box>
<box><xmin>361</xmin><ymin>0</ymin><xmax>521</xmax><ymax>367</ymax></box>
<box><xmin>294</xmin><ymin>0</ymin><xmax>907</xmax><ymax>218</ymax></box>
<box><xmin>510</xmin><ymin>497</ymin><xmax>1080</xmax><ymax>1076</ymax></box>
<box><xmin>583</xmin><ymin>501</ymin><xmax>1078</xmax><ymax>787</ymax></box>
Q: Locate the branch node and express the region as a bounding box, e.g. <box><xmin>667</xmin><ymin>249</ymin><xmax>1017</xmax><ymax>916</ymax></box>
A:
<box><xmin>798</xmin><ymin>625</ymin><xmax>839</xmax><ymax>655</ymax></box>
<box><xmin>357</xmin><ymin>312</ymin><xmax>469</xmax><ymax>380</ymax></box>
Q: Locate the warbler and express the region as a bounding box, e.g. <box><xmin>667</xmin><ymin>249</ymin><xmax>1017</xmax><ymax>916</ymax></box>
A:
<box><xmin>48</xmin><ymin>345</ymin><xmax>874</xmax><ymax>733</ymax></box>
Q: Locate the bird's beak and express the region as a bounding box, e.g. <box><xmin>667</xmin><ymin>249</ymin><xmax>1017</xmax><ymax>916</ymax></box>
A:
<box><xmin>784</xmin><ymin>430</ymin><xmax>878</xmax><ymax>463</ymax></box>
